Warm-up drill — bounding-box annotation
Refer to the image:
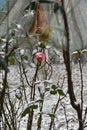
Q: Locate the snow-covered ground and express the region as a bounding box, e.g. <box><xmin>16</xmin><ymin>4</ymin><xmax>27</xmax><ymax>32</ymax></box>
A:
<box><xmin>4</xmin><ymin>62</ymin><xmax>87</xmax><ymax>130</ymax></box>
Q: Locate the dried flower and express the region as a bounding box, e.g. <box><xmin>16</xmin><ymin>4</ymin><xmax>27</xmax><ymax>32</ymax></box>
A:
<box><xmin>35</xmin><ymin>52</ymin><xmax>46</xmax><ymax>62</ymax></box>
<box><xmin>28</xmin><ymin>3</ymin><xmax>50</xmax><ymax>42</ymax></box>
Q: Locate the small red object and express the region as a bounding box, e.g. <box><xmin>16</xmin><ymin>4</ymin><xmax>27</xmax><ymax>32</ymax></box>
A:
<box><xmin>35</xmin><ymin>52</ymin><xmax>46</xmax><ymax>62</ymax></box>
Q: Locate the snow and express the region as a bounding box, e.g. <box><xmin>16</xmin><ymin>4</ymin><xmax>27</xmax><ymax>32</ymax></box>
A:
<box><xmin>4</xmin><ymin>62</ymin><xmax>87</xmax><ymax>130</ymax></box>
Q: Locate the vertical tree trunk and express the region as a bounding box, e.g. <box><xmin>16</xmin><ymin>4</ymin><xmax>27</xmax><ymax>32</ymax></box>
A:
<box><xmin>61</xmin><ymin>0</ymin><xmax>84</xmax><ymax>129</ymax></box>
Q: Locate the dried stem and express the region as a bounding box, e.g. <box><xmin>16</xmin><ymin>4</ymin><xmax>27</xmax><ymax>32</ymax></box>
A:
<box><xmin>78</xmin><ymin>52</ymin><xmax>84</xmax><ymax>119</ymax></box>
<box><xmin>61</xmin><ymin>0</ymin><xmax>84</xmax><ymax>129</ymax></box>
<box><xmin>27</xmin><ymin>63</ymin><xmax>39</xmax><ymax>130</ymax></box>
<box><xmin>61</xmin><ymin>103</ymin><xmax>69</xmax><ymax>130</ymax></box>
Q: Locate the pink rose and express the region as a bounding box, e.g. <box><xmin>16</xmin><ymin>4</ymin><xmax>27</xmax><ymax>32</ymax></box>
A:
<box><xmin>35</xmin><ymin>52</ymin><xmax>46</xmax><ymax>62</ymax></box>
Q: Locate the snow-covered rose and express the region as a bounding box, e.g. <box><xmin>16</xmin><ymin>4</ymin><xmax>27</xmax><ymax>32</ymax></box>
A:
<box><xmin>35</xmin><ymin>52</ymin><xmax>46</xmax><ymax>62</ymax></box>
